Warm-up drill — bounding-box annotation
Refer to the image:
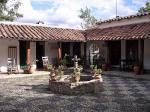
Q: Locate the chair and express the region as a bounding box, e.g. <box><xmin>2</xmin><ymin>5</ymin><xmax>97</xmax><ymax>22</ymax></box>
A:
<box><xmin>7</xmin><ymin>58</ymin><xmax>18</xmax><ymax>74</ymax></box>
<box><xmin>42</xmin><ymin>56</ymin><xmax>49</xmax><ymax>70</ymax></box>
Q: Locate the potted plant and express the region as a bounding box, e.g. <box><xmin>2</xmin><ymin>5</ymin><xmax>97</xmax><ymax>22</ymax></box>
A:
<box><xmin>71</xmin><ymin>66</ymin><xmax>82</xmax><ymax>82</ymax></box>
<box><xmin>47</xmin><ymin>64</ymin><xmax>53</xmax><ymax>72</ymax></box>
<box><xmin>56</xmin><ymin>65</ymin><xmax>64</xmax><ymax>80</ymax></box>
<box><xmin>23</xmin><ymin>60</ymin><xmax>38</xmax><ymax>74</ymax></box>
<box><xmin>90</xmin><ymin>64</ymin><xmax>102</xmax><ymax>79</ymax></box>
<box><xmin>90</xmin><ymin>64</ymin><xmax>95</xmax><ymax>74</ymax></box>
<box><xmin>48</xmin><ymin>64</ymin><xmax>57</xmax><ymax>81</ymax></box>
<box><xmin>61</xmin><ymin>54</ymin><xmax>69</xmax><ymax>67</ymax></box>
<box><xmin>133</xmin><ymin>63</ymin><xmax>140</xmax><ymax>75</ymax></box>
<box><xmin>50</xmin><ymin>68</ymin><xmax>57</xmax><ymax>81</ymax></box>
<box><xmin>102</xmin><ymin>63</ymin><xmax>107</xmax><ymax>71</ymax></box>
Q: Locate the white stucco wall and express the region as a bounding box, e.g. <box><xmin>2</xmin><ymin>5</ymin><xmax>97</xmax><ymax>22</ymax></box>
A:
<box><xmin>0</xmin><ymin>39</ymin><xmax>19</xmax><ymax>72</ymax></box>
<box><xmin>96</xmin><ymin>15</ymin><xmax>150</xmax><ymax>28</ymax></box>
<box><xmin>45</xmin><ymin>42</ymin><xmax>58</xmax><ymax>64</ymax></box>
<box><xmin>81</xmin><ymin>43</ymin><xmax>85</xmax><ymax>56</ymax></box>
<box><xmin>121</xmin><ymin>40</ymin><xmax>126</xmax><ymax>59</ymax></box>
<box><xmin>144</xmin><ymin>38</ymin><xmax>150</xmax><ymax>70</ymax></box>
<box><xmin>30</xmin><ymin>42</ymin><xmax>36</xmax><ymax>69</ymax></box>
<box><xmin>45</xmin><ymin>41</ymin><xmax>49</xmax><ymax>58</ymax></box>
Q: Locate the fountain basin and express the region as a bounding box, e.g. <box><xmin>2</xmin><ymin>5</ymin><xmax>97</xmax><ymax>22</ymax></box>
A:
<box><xmin>49</xmin><ymin>75</ymin><xmax>103</xmax><ymax>95</ymax></box>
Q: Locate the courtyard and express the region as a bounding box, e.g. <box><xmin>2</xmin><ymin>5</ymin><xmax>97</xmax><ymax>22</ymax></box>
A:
<box><xmin>0</xmin><ymin>73</ymin><xmax>149</xmax><ymax>112</ymax></box>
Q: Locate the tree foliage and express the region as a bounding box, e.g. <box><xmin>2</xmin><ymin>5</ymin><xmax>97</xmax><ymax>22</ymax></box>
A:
<box><xmin>138</xmin><ymin>1</ymin><xmax>150</xmax><ymax>13</ymax></box>
<box><xmin>0</xmin><ymin>0</ymin><xmax>23</xmax><ymax>21</ymax></box>
<box><xmin>79</xmin><ymin>7</ymin><xmax>98</xmax><ymax>29</ymax></box>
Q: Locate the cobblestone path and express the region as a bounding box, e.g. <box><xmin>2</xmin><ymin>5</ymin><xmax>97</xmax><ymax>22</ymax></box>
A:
<box><xmin>0</xmin><ymin>75</ymin><xmax>150</xmax><ymax>112</ymax></box>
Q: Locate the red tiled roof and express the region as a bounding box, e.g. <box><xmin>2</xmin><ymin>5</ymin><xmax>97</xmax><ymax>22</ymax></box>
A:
<box><xmin>0</xmin><ymin>23</ymin><xmax>85</xmax><ymax>41</ymax></box>
<box><xmin>96</xmin><ymin>12</ymin><xmax>150</xmax><ymax>25</ymax></box>
<box><xmin>0</xmin><ymin>22</ymin><xmax>150</xmax><ymax>41</ymax></box>
<box><xmin>86</xmin><ymin>22</ymin><xmax>150</xmax><ymax>41</ymax></box>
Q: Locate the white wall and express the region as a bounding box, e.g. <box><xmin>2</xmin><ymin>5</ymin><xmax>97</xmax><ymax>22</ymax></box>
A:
<box><xmin>81</xmin><ymin>43</ymin><xmax>85</xmax><ymax>57</ymax></box>
<box><xmin>0</xmin><ymin>39</ymin><xmax>19</xmax><ymax>72</ymax></box>
<box><xmin>121</xmin><ymin>40</ymin><xmax>126</xmax><ymax>59</ymax></box>
<box><xmin>45</xmin><ymin>42</ymin><xmax>58</xmax><ymax>64</ymax></box>
<box><xmin>30</xmin><ymin>42</ymin><xmax>36</xmax><ymax>69</ymax></box>
<box><xmin>144</xmin><ymin>38</ymin><xmax>150</xmax><ymax>70</ymax></box>
<box><xmin>96</xmin><ymin>15</ymin><xmax>150</xmax><ymax>29</ymax></box>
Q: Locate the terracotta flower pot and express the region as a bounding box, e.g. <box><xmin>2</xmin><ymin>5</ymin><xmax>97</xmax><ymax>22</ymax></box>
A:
<box><xmin>92</xmin><ymin>73</ymin><xmax>99</xmax><ymax>79</ymax></box>
<box><xmin>102</xmin><ymin>64</ymin><xmax>107</xmax><ymax>71</ymax></box>
<box><xmin>133</xmin><ymin>65</ymin><xmax>140</xmax><ymax>75</ymax></box>
<box><xmin>24</xmin><ymin>65</ymin><xmax>35</xmax><ymax>74</ymax></box>
<box><xmin>28</xmin><ymin>65</ymin><xmax>35</xmax><ymax>74</ymax></box>
<box><xmin>50</xmin><ymin>72</ymin><xmax>56</xmax><ymax>81</ymax></box>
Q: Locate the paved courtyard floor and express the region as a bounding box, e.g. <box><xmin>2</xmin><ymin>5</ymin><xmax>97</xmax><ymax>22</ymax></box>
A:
<box><xmin>0</xmin><ymin>74</ymin><xmax>150</xmax><ymax>112</ymax></box>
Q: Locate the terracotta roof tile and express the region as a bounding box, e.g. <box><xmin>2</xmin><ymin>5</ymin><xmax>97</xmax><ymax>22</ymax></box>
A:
<box><xmin>0</xmin><ymin>22</ymin><xmax>150</xmax><ymax>41</ymax></box>
<box><xmin>0</xmin><ymin>23</ymin><xmax>85</xmax><ymax>41</ymax></box>
<box><xmin>96</xmin><ymin>12</ymin><xmax>150</xmax><ymax>25</ymax></box>
<box><xmin>86</xmin><ymin>22</ymin><xmax>150</xmax><ymax>41</ymax></box>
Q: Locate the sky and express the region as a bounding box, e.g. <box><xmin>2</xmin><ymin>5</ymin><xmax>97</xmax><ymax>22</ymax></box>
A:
<box><xmin>16</xmin><ymin>0</ymin><xmax>149</xmax><ymax>28</ymax></box>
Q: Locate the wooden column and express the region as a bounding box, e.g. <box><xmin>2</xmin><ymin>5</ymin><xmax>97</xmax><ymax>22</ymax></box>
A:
<box><xmin>139</xmin><ymin>39</ymin><xmax>144</xmax><ymax>72</ymax></box>
<box><xmin>26</xmin><ymin>42</ymin><xmax>30</xmax><ymax>65</ymax></box>
<box><xmin>58</xmin><ymin>42</ymin><xmax>62</xmax><ymax>64</ymax></box>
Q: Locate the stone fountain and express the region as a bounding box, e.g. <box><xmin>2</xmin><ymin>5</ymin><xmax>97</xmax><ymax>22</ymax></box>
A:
<box><xmin>49</xmin><ymin>55</ymin><xmax>103</xmax><ymax>95</ymax></box>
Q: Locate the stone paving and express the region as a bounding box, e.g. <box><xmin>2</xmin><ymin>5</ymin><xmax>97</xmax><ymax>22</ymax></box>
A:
<box><xmin>0</xmin><ymin>74</ymin><xmax>150</xmax><ymax>112</ymax></box>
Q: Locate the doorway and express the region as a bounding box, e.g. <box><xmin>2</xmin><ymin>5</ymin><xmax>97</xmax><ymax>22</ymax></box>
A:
<box><xmin>36</xmin><ymin>42</ymin><xmax>45</xmax><ymax>69</ymax></box>
<box><xmin>126</xmin><ymin>40</ymin><xmax>138</xmax><ymax>61</ymax></box>
<box><xmin>61</xmin><ymin>42</ymin><xmax>70</xmax><ymax>58</ymax></box>
<box><xmin>19</xmin><ymin>41</ymin><xmax>27</xmax><ymax>66</ymax></box>
<box><xmin>108</xmin><ymin>41</ymin><xmax>121</xmax><ymax>65</ymax></box>
<box><xmin>73</xmin><ymin>42</ymin><xmax>81</xmax><ymax>58</ymax></box>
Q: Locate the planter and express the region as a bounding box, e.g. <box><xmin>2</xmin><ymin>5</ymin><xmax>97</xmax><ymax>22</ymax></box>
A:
<box><xmin>92</xmin><ymin>73</ymin><xmax>100</xmax><ymax>79</ymax></box>
<box><xmin>28</xmin><ymin>65</ymin><xmax>35</xmax><ymax>74</ymax></box>
<box><xmin>102</xmin><ymin>64</ymin><xmax>107</xmax><ymax>71</ymax></box>
<box><xmin>50</xmin><ymin>72</ymin><xmax>57</xmax><ymax>81</ymax></box>
<box><xmin>23</xmin><ymin>65</ymin><xmax>35</xmax><ymax>74</ymax></box>
<box><xmin>133</xmin><ymin>65</ymin><xmax>140</xmax><ymax>75</ymax></box>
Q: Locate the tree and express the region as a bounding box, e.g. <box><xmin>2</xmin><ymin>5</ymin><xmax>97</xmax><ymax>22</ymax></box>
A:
<box><xmin>0</xmin><ymin>0</ymin><xmax>23</xmax><ymax>21</ymax></box>
<box><xmin>79</xmin><ymin>7</ymin><xmax>98</xmax><ymax>29</ymax></box>
<box><xmin>138</xmin><ymin>1</ymin><xmax>150</xmax><ymax>13</ymax></box>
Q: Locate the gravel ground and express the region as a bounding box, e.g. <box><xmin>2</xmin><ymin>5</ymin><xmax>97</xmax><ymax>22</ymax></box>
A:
<box><xmin>0</xmin><ymin>74</ymin><xmax>150</xmax><ymax>112</ymax></box>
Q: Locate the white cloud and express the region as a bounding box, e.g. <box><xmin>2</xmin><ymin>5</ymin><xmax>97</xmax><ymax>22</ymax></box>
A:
<box><xmin>16</xmin><ymin>0</ymin><xmax>144</xmax><ymax>28</ymax></box>
<box><xmin>132</xmin><ymin>0</ymin><xmax>148</xmax><ymax>6</ymax></box>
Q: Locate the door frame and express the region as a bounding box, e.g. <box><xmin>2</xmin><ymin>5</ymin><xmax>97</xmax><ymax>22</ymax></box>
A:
<box><xmin>36</xmin><ymin>41</ymin><xmax>45</xmax><ymax>69</ymax></box>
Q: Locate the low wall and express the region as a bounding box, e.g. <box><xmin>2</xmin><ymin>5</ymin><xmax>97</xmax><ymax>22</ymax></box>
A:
<box><xmin>49</xmin><ymin>79</ymin><xmax>103</xmax><ymax>95</ymax></box>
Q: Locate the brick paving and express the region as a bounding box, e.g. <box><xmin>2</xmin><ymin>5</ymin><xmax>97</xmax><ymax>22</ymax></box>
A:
<box><xmin>0</xmin><ymin>74</ymin><xmax>150</xmax><ymax>112</ymax></box>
